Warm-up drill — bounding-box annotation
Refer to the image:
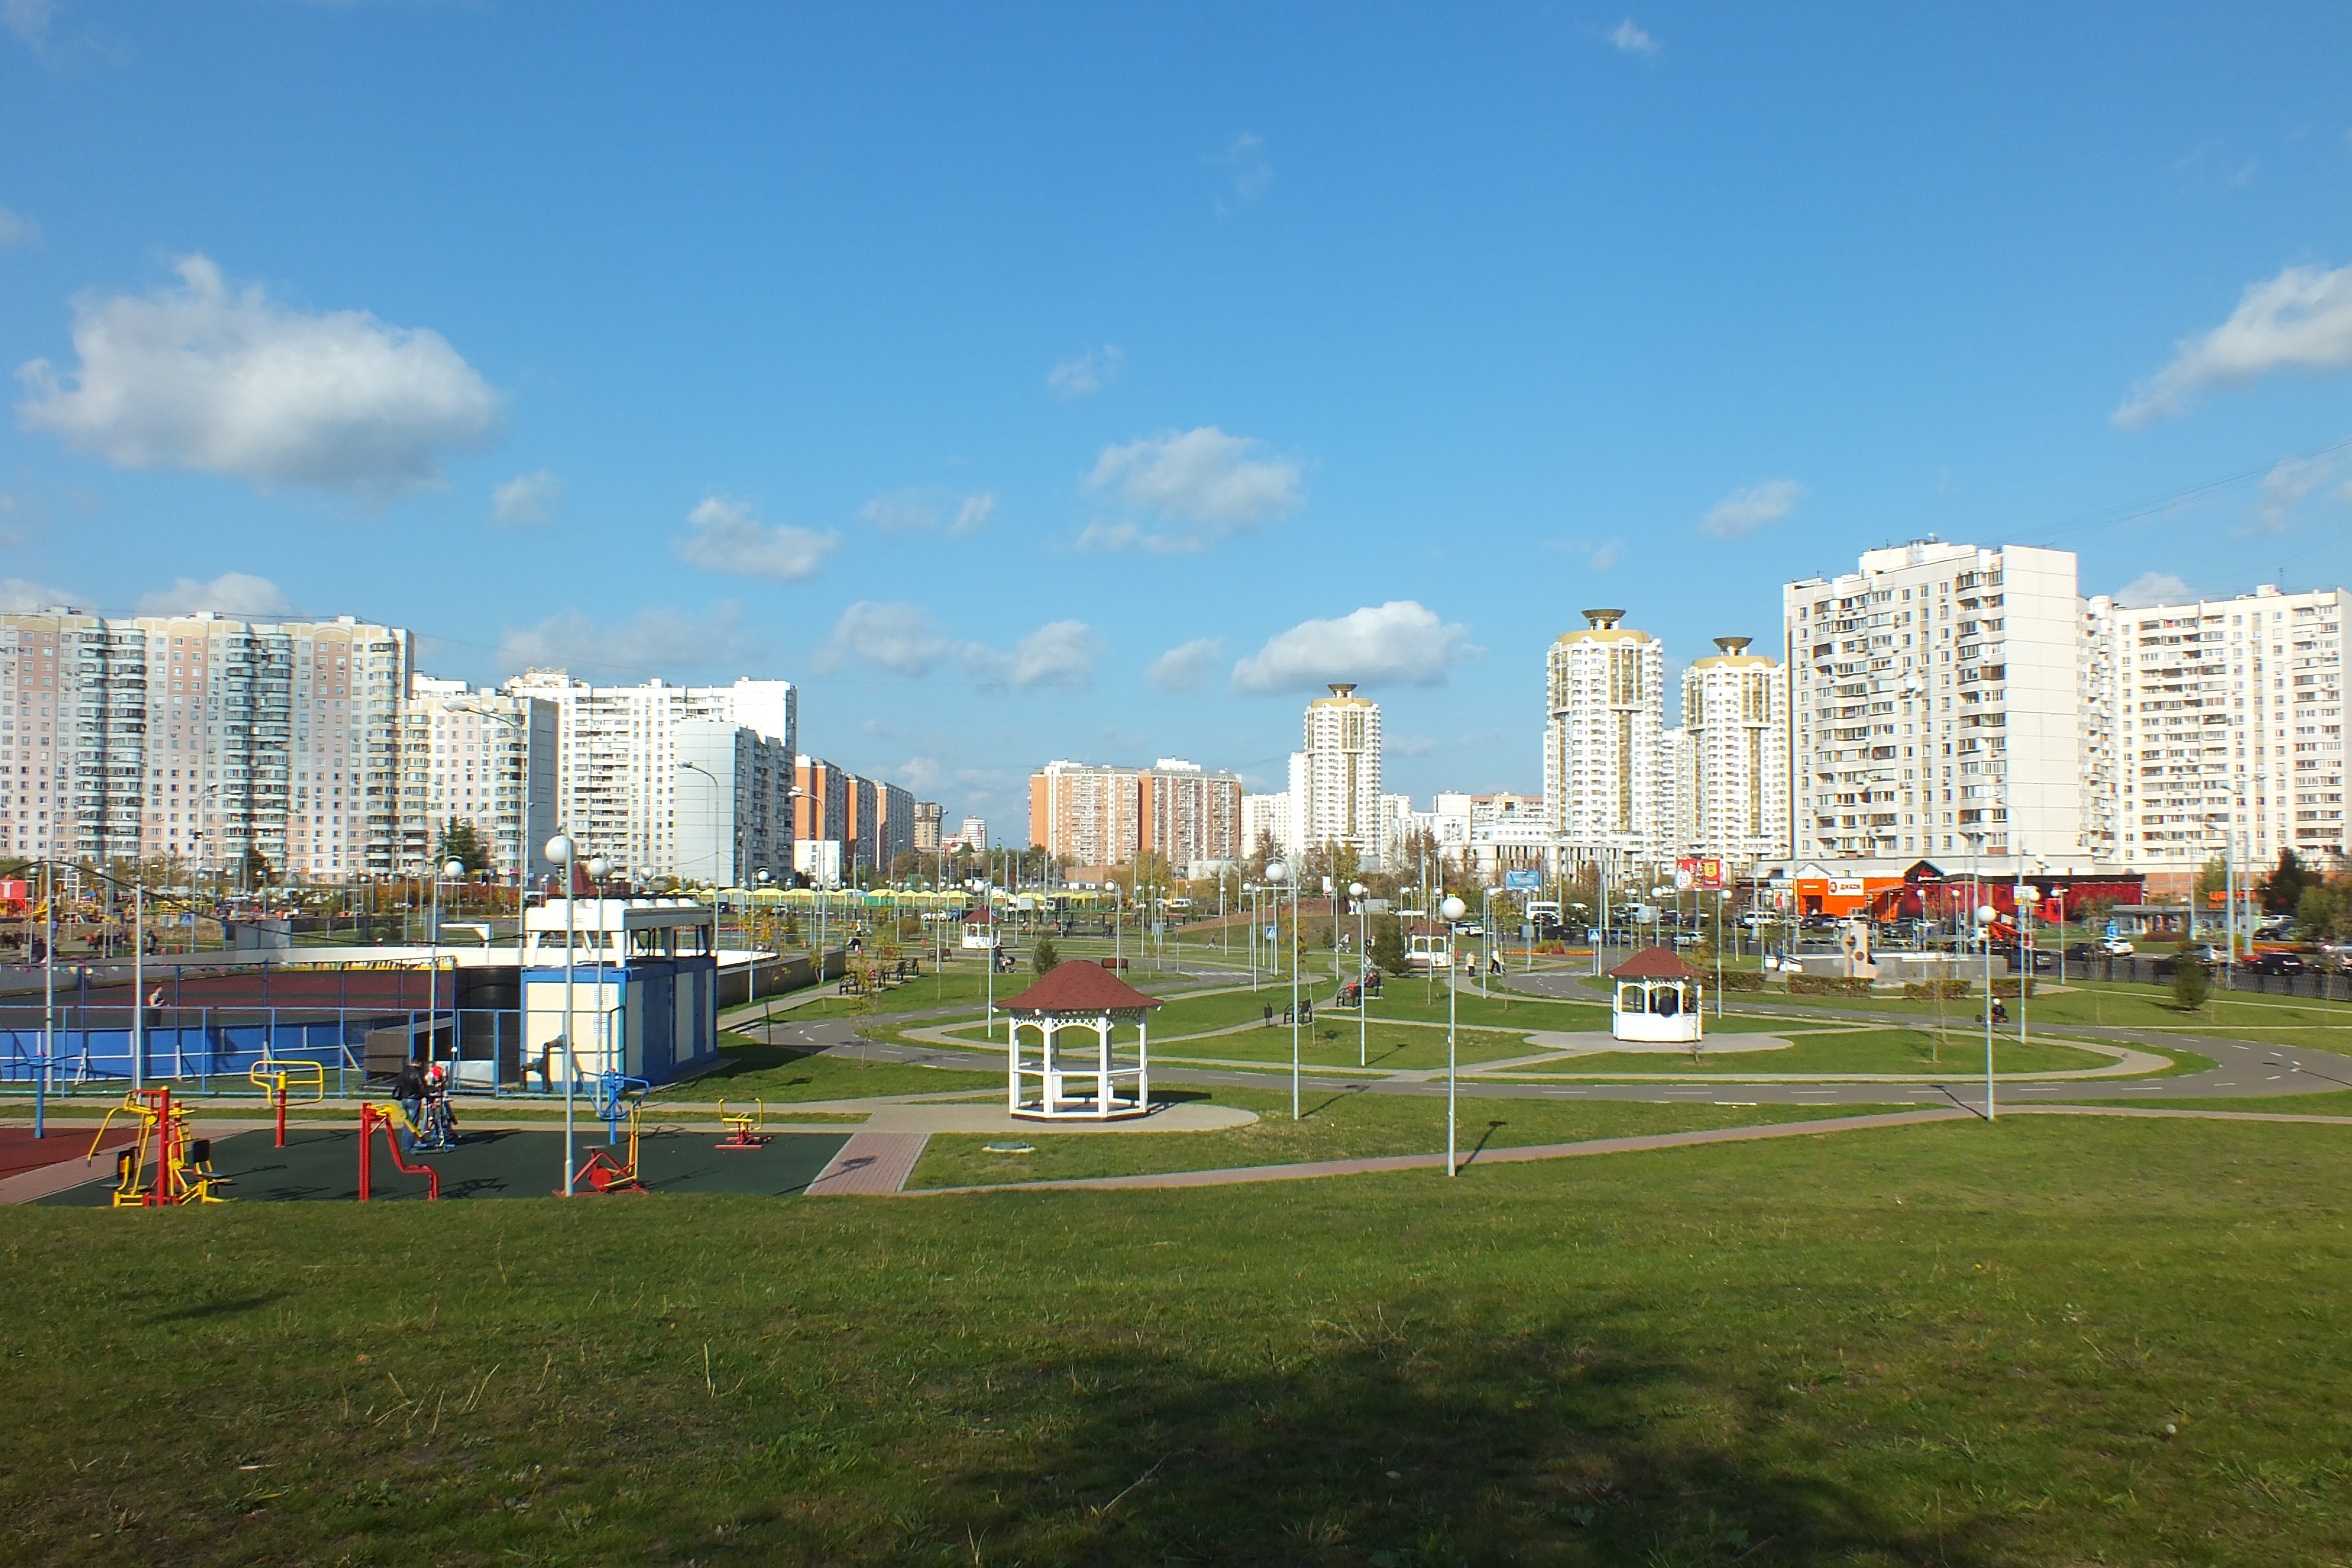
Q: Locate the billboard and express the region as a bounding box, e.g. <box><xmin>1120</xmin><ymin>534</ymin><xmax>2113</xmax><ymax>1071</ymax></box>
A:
<box><xmin>1503</xmin><ymin>870</ymin><xmax>1542</xmax><ymax>892</ymax></box>
<box><xmin>1674</xmin><ymin>857</ymin><xmax>1725</xmax><ymax>892</ymax></box>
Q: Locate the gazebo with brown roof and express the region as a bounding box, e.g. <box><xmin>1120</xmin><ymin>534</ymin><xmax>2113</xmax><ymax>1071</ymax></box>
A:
<box><xmin>994</xmin><ymin>960</ymin><xmax>1164</xmax><ymax>1120</ymax></box>
<box><xmin>1604</xmin><ymin>946</ymin><xmax>1703</xmax><ymax>1044</ymax></box>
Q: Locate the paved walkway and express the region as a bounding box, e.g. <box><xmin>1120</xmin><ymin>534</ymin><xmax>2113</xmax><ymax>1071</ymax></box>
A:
<box><xmin>807</xmin><ymin>1132</ymin><xmax>932</xmax><ymax>1195</ymax></box>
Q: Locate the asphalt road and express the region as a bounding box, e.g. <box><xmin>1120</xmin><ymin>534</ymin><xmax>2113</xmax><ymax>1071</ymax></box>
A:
<box><xmin>744</xmin><ymin>968</ymin><xmax>2352</xmax><ymax>1116</ymax></box>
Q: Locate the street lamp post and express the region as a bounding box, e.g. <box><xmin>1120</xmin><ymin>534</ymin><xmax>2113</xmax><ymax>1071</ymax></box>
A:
<box><xmin>547</xmin><ymin>833</ymin><xmax>579</xmax><ymax>1194</ymax></box>
<box><xmin>429</xmin><ymin>855</ymin><xmax>464</xmax><ymax>1079</ymax></box>
<box><xmin>1975</xmin><ymin>901</ymin><xmax>1998</xmax><ymax>1121</ymax></box>
<box><xmin>1441</xmin><ymin>894</ymin><xmax>1467</xmax><ymax>1175</ymax></box>
<box><xmin>1269</xmin><ymin>860</ymin><xmax>1298</xmax><ymax>1119</ymax></box>
<box><xmin>1349</xmin><ymin>880</ymin><xmax>1368</xmax><ymax>1067</ymax></box>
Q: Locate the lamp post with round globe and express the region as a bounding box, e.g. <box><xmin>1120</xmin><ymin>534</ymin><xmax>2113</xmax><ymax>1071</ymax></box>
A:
<box><xmin>1267</xmin><ymin>860</ymin><xmax>1298</xmax><ymax>1119</ymax></box>
<box><xmin>428</xmin><ymin>856</ymin><xmax>464</xmax><ymax>1084</ymax></box>
<box><xmin>1441</xmin><ymin>894</ymin><xmax>1467</xmax><ymax>1175</ymax></box>
<box><xmin>1976</xmin><ymin>902</ymin><xmax>1999</xmax><ymax>1120</ymax></box>
<box><xmin>1348</xmin><ymin>881</ymin><xmax>1369</xmax><ymax>1067</ymax></box>
<box><xmin>587</xmin><ymin>857</ymin><xmax>612</xmax><ymax>1086</ymax></box>
<box><xmin>546</xmin><ymin>834</ymin><xmax>579</xmax><ymax>1194</ymax></box>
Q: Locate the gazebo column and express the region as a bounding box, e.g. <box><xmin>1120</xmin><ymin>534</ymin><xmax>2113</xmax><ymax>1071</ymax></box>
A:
<box><xmin>1136</xmin><ymin>1017</ymin><xmax>1149</xmax><ymax>1113</ymax></box>
<box><xmin>1007</xmin><ymin>1017</ymin><xmax>1024</xmax><ymax>1112</ymax></box>
<box><xmin>1095</xmin><ymin>1013</ymin><xmax>1111</xmax><ymax>1120</ymax></box>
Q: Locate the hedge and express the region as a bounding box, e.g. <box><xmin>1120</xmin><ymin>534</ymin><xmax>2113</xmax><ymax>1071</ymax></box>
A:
<box><xmin>1787</xmin><ymin>974</ymin><xmax>1875</xmax><ymax>996</ymax></box>
<box><xmin>1990</xmin><ymin>976</ymin><xmax>2039</xmax><ymax>1000</ymax></box>
<box><xmin>1717</xmin><ymin>971</ymin><xmax>1768</xmax><ymax>992</ymax></box>
<box><xmin>1902</xmin><ymin>978</ymin><xmax>1971</xmax><ymax>1000</ymax></box>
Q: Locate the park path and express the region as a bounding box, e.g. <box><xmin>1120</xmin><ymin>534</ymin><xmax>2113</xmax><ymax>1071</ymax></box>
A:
<box><xmin>806</xmin><ymin>1132</ymin><xmax>932</xmax><ymax>1194</ymax></box>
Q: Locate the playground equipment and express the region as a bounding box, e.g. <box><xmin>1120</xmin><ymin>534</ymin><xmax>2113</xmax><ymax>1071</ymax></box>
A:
<box><xmin>248</xmin><ymin>1055</ymin><xmax>326</xmax><ymax>1148</ymax></box>
<box><xmin>571</xmin><ymin>1070</ymin><xmax>651</xmax><ymax>1193</ymax></box>
<box><xmin>408</xmin><ymin>1061</ymin><xmax>461</xmax><ymax>1154</ymax></box>
<box><xmin>715</xmin><ymin>1097</ymin><xmax>770</xmax><ymax>1149</ymax></box>
<box><xmin>86</xmin><ymin>1087</ymin><xmax>230</xmax><ymax>1207</ymax></box>
<box><xmin>356</xmin><ymin>1104</ymin><xmax>442</xmax><ymax>1202</ymax></box>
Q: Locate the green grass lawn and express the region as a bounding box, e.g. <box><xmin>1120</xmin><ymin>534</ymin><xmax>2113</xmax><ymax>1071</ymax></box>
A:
<box><xmin>908</xmin><ymin>1086</ymin><xmax>1902</xmax><ymax>1188</ymax></box>
<box><xmin>1549</xmin><ymin>1028</ymin><xmax>2119</xmax><ymax>1079</ymax></box>
<box><xmin>667</xmin><ymin>1033</ymin><xmax>1001</xmax><ymax>1102</ymax></box>
<box><xmin>1737</xmin><ymin>977</ymin><xmax>2352</xmax><ymax>1047</ymax></box>
<box><xmin>1156</xmin><ymin>1023</ymin><xmax>1568</xmax><ymax>1072</ymax></box>
<box><xmin>2057</xmin><ymin>1088</ymin><xmax>2352</xmax><ymax>1115</ymax></box>
<box><xmin>2</xmin><ymin>1116</ymin><xmax>2348</xmax><ymax>1563</ymax></box>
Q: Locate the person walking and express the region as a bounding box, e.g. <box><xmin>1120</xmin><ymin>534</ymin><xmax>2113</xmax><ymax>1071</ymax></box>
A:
<box><xmin>389</xmin><ymin>1058</ymin><xmax>427</xmax><ymax>1153</ymax></box>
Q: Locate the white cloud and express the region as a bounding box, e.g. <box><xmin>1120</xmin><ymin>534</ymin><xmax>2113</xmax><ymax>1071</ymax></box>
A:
<box><xmin>498</xmin><ymin>603</ymin><xmax>760</xmax><ymax>680</ymax></box>
<box><xmin>2258</xmin><ymin>454</ymin><xmax>2333</xmax><ymax>529</ymax></box>
<box><xmin>860</xmin><ymin>487</ymin><xmax>996</xmax><ymax>538</ymax></box>
<box><xmin>963</xmin><ymin>620</ymin><xmax>1103</xmax><ymax>691</ymax></box>
<box><xmin>135</xmin><ymin>572</ymin><xmax>294</xmax><ymax>617</ymax></box>
<box><xmin>1082</xmin><ymin>426</ymin><xmax>1303</xmax><ymax>552</ymax></box>
<box><xmin>1231</xmin><ymin>600</ymin><xmax>1474</xmax><ymax>694</ymax></box>
<box><xmin>1218</xmin><ymin>133</ymin><xmax>1274</xmax><ymax>207</ymax></box>
<box><xmin>950</xmin><ymin>493</ymin><xmax>995</xmax><ymax>536</ymax></box>
<box><xmin>673</xmin><ymin>495</ymin><xmax>838</xmax><ymax>582</ymax></box>
<box><xmin>3</xmin><ymin>0</ymin><xmax>53</xmax><ymax>50</ymax></box>
<box><xmin>491</xmin><ymin>469</ymin><xmax>561</xmax><ymax>526</ymax></box>
<box><xmin>0</xmin><ymin>576</ymin><xmax>77</xmax><ymax>612</ymax></box>
<box><xmin>2111</xmin><ymin>572</ymin><xmax>2192</xmax><ymax>609</ymax></box>
<box><xmin>1589</xmin><ymin>539</ymin><xmax>1623</xmax><ymax>570</ymax></box>
<box><xmin>0</xmin><ymin>205</ymin><xmax>37</xmax><ymax>250</ymax></box>
<box><xmin>1609</xmin><ymin>18</ymin><xmax>1659</xmax><ymax>55</ymax></box>
<box><xmin>2116</xmin><ymin>263</ymin><xmax>2352</xmax><ymax>426</ymax></box>
<box><xmin>1389</xmin><ymin>734</ymin><xmax>1440</xmax><ymax>758</ymax></box>
<box><xmin>15</xmin><ymin>254</ymin><xmax>502</xmax><ymax>492</ymax></box>
<box><xmin>818</xmin><ymin>601</ymin><xmax>953</xmax><ymax>678</ymax></box>
<box><xmin>1048</xmin><ymin>345</ymin><xmax>1125</xmax><ymax>397</ymax></box>
<box><xmin>1144</xmin><ymin>637</ymin><xmax>1223</xmax><ymax>693</ymax></box>
<box><xmin>1700</xmin><ymin>479</ymin><xmax>1803</xmax><ymax>538</ymax></box>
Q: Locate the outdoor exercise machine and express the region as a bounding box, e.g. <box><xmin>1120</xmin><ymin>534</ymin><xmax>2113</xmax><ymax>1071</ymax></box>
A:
<box><xmin>356</xmin><ymin>1104</ymin><xmax>442</xmax><ymax>1202</ymax></box>
<box><xmin>715</xmin><ymin>1097</ymin><xmax>770</xmax><ymax>1149</ymax></box>
<box><xmin>571</xmin><ymin>1070</ymin><xmax>651</xmax><ymax>1194</ymax></box>
<box><xmin>410</xmin><ymin>1061</ymin><xmax>461</xmax><ymax>1154</ymax></box>
<box><xmin>248</xmin><ymin>1056</ymin><xmax>326</xmax><ymax>1148</ymax></box>
<box><xmin>86</xmin><ymin>1086</ymin><xmax>230</xmax><ymax>1207</ymax></box>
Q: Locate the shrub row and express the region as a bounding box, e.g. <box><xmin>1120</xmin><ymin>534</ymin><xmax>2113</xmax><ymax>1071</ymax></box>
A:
<box><xmin>1717</xmin><ymin>971</ymin><xmax>1768</xmax><ymax>992</ymax></box>
<box><xmin>1990</xmin><ymin>976</ymin><xmax>2039</xmax><ymax>999</ymax></box>
<box><xmin>1787</xmin><ymin>974</ymin><xmax>1875</xmax><ymax>996</ymax></box>
<box><xmin>1902</xmin><ymin>978</ymin><xmax>1972</xmax><ymax>1000</ymax></box>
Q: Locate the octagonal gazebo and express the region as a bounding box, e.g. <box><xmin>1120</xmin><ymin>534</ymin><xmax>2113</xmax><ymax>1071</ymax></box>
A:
<box><xmin>1606</xmin><ymin>946</ymin><xmax>1703</xmax><ymax>1044</ymax></box>
<box><xmin>995</xmin><ymin>960</ymin><xmax>1164</xmax><ymax>1120</ymax></box>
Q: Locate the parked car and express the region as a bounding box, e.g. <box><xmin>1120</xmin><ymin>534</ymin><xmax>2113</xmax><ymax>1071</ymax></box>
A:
<box><xmin>2063</xmin><ymin>941</ymin><xmax>2101</xmax><ymax>963</ymax></box>
<box><xmin>2013</xmin><ymin>947</ymin><xmax>2054</xmax><ymax>972</ymax></box>
<box><xmin>2099</xmin><ymin>937</ymin><xmax>2136</xmax><ymax>956</ymax></box>
<box><xmin>2242</xmin><ymin>951</ymin><xmax>2306</xmax><ymax>976</ymax></box>
<box><xmin>2151</xmin><ymin>953</ymin><xmax>2210</xmax><ymax>977</ymax></box>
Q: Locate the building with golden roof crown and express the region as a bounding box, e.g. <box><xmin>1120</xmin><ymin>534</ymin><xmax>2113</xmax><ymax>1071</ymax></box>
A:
<box><xmin>1543</xmin><ymin>609</ymin><xmax>1667</xmax><ymax>866</ymax></box>
<box><xmin>1678</xmin><ymin>636</ymin><xmax>1789</xmax><ymax>863</ymax></box>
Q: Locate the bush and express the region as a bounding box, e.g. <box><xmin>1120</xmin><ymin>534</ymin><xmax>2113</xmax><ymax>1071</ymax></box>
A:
<box><xmin>1787</xmin><ymin>974</ymin><xmax>1874</xmax><ymax>996</ymax></box>
<box><xmin>1903</xmin><ymin>978</ymin><xmax>1971</xmax><ymax>1000</ymax></box>
<box><xmin>1989</xmin><ymin>976</ymin><xmax>2038</xmax><ymax>1000</ymax></box>
<box><xmin>1718</xmin><ymin>971</ymin><xmax>1768</xmax><ymax>992</ymax></box>
<box><xmin>1369</xmin><ymin>915</ymin><xmax>1410</xmax><ymax>977</ymax></box>
<box><xmin>1031</xmin><ymin>937</ymin><xmax>1060</xmax><ymax>975</ymax></box>
<box><xmin>2171</xmin><ymin>956</ymin><xmax>2210</xmax><ymax>1011</ymax></box>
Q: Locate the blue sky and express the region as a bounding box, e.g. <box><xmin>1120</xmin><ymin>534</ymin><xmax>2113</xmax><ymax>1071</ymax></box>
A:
<box><xmin>3</xmin><ymin>3</ymin><xmax>2350</xmax><ymax>838</ymax></box>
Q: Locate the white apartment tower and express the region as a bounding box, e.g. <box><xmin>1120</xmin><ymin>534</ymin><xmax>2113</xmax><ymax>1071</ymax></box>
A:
<box><xmin>1783</xmin><ymin>540</ymin><xmax>2081</xmax><ymax>866</ymax></box>
<box><xmin>2094</xmin><ymin>584</ymin><xmax>2344</xmax><ymax>886</ymax></box>
<box><xmin>398</xmin><ymin>677</ymin><xmax>561</xmax><ymax>882</ymax></box>
<box><xmin>505</xmin><ymin>670</ymin><xmax>798</xmax><ymax>882</ymax></box>
<box><xmin>0</xmin><ymin>608</ymin><xmax>409</xmax><ymax>879</ymax></box>
<box><xmin>1678</xmin><ymin>637</ymin><xmax>1790</xmax><ymax>863</ymax></box>
<box><xmin>1290</xmin><ymin>683</ymin><xmax>1382</xmax><ymax>866</ymax></box>
<box><xmin>1544</xmin><ymin>609</ymin><xmax>1668</xmax><ymax>864</ymax></box>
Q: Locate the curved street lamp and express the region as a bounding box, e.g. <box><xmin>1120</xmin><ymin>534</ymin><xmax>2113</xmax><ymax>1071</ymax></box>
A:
<box><xmin>546</xmin><ymin>832</ymin><xmax>579</xmax><ymax>1194</ymax></box>
<box><xmin>1348</xmin><ymin>880</ymin><xmax>1369</xmax><ymax>1067</ymax></box>
<box><xmin>1440</xmin><ymin>894</ymin><xmax>1467</xmax><ymax>1175</ymax></box>
<box><xmin>1975</xmin><ymin>902</ymin><xmax>1999</xmax><ymax>1121</ymax></box>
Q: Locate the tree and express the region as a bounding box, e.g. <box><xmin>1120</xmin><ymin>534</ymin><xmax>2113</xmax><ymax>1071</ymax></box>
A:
<box><xmin>437</xmin><ymin>817</ymin><xmax>491</xmax><ymax>873</ymax></box>
<box><xmin>242</xmin><ymin>847</ymin><xmax>273</xmax><ymax>887</ymax></box>
<box><xmin>1031</xmin><ymin>935</ymin><xmax>1060</xmax><ymax>974</ymax></box>
<box><xmin>1370</xmin><ymin>914</ymin><xmax>1409</xmax><ymax>976</ymax></box>
<box><xmin>2265</xmin><ymin>849</ymin><xmax>2314</xmax><ymax>916</ymax></box>
<box><xmin>2299</xmin><ymin>880</ymin><xmax>2351</xmax><ymax>944</ymax></box>
<box><xmin>2170</xmin><ymin>951</ymin><xmax>2210</xmax><ymax>1012</ymax></box>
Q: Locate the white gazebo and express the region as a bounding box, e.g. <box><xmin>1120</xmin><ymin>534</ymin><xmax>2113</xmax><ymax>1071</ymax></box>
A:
<box><xmin>1606</xmin><ymin>946</ymin><xmax>1703</xmax><ymax>1044</ymax></box>
<box><xmin>995</xmin><ymin>960</ymin><xmax>1163</xmax><ymax>1120</ymax></box>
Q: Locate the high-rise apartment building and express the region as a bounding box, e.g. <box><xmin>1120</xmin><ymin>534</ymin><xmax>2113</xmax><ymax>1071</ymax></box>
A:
<box><xmin>674</xmin><ymin>719</ymin><xmax>797</xmax><ymax>887</ymax></box>
<box><xmin>1242</xmin><ymin>791</ymin><xmax>1291</xmax><ymax>858</ymax></box>
<box><xmin>506</xmin><ymin>670</ymin><xmax>797</xmax><ymax>881</ymax></box>
<box><xmin>2093</xmin><ymin>584</ymin><xmax>2345</xmax><ymax>885</ymax></box>
<box><xmin>913</xmin><ymin>800</ymin><xmax>945</xmax><ymax>852</ymax></box>
<box><xmin>1030</xmin><ymin>757</ymin><xmax>1242</xmax><ymax>872</ymax></box>
<box><xmin>1289</xmin><ymin>683</ymin><xmax>1382</xmax><ymax>866</ymax></box>
<box><xmin>398</xmin><ymin>677</ymin><xmax>559</xmax><ymax>881</ymax></box>
<box><xmin>794</xmin><ymin>755</ymin><xmax>851</xmax><ymax>885</ymax></box>
<box><xmin>0</xmin><ymin>607</ymin><xmax>411</xmax><ymax>878</ymax></box>
<box><xmin>1677</xmin><ymin>637</ymin><xmax>1790</xmax><ymax>863</ymax></box>
<box><xmin>1543</xmin><ymin>609</ymin><xmax>1667</xmax><ymax>866</ymax></box>
<box><xmin>1783</xmin><ymin>540</ymin><xmax>2080</xmax><ymax>865</ymax></box>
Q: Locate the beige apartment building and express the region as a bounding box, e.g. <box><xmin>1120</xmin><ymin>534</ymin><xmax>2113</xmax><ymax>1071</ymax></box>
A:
<box><xmin>1030</xmin><ymin>757</ymin><xmax>1242</xmax><ymax>874</ymax></box>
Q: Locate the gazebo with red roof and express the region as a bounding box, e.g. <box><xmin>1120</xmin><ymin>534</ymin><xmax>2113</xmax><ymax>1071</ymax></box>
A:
<box><xmin>993</xmin><ymin>960</ymin><xmax>1164</xmax><ymax>1120</ymax></box>
<box><xmin>1604</xmin><ymin>946</ymin><xmax>1703</xmax><ymax>1044</ymax></box>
